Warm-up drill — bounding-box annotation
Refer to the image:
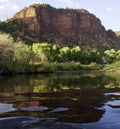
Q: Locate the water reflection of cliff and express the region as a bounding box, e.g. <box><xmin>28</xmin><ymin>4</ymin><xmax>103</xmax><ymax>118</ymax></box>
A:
<box><xmin>13</xmin><ymin>88</ymin><xmax>105</xmax><ymax>123</ymax></box>
<box><xmin>0</xmin><ymin>72</ymin><xmax>120</xmax><ymax>123</ymax></box>
<box><xmin>0</xmin><ymin>72</ymin><xmax>119</xmax><ymax>93</ymax></box>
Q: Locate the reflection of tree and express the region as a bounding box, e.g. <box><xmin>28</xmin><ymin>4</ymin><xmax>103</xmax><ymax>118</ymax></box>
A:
<box><xmin>1</xmin><ymin>72</ymin><xmax>120</xmax><ymax>123</ymax></box>
<box><xmin>105</xmin><ymin>73</ymin><xmax>120</xmax><ymax>88</ymax></box>
<box><xmin>0</xmin><ymin>72</ymin><xmax>119</xmax><ymax>94</ymax></box>
<box><xmin>21</xmin><ymin>89</ymin><xmax>106</xmax><ymax>123</ymax></box>
<box><xmin>46</xmin><ymin>72</ymin><xmax>118</xmax><ymax>91</ymax></box>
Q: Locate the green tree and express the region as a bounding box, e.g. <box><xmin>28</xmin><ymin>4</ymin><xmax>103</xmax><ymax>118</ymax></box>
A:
<box><xmin>59</xmin><ymin>47</ymin><xmax>71</xmax><ymax>62</ymax></box>
<box><xmin>51</xmin><ymin>44</ymin><xmax>60</xmax><ymax>62</ymax></box>
<box><xmin>104</xmin><ymin>49</ymin><xmax>117</xmax><ymax>63</ymax></box>
<box><xmin>32</xmin><ymin>43</ymin><xmax>55</xmax><ymax>63</ymax></box>
<box><xmin>14</xmin><ymin>44</ymin><xmax>34</xmax><ymax>64</ymax></box>
<box><xmin>71</xmin><ymin>46</ymin><xmax>81</xmax><ymax>61</ymax></box>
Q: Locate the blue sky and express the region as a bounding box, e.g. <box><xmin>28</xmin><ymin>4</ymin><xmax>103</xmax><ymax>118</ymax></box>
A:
<box><xmin>0</xmin><ymin>0</ymin><xmax>119</xmax><ymax>31</ymax></box>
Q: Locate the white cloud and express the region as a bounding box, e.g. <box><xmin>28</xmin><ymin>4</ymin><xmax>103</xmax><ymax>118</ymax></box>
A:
<box><xmin>62</xmin><ymin>0</ymin><xmax>73</xmax><ymax>5</ymax></box>
<box><xmin>0</xmin><ymin>5</ymin><xmax>4</xmax><ymax>10</ymax></box>
<box><xmin>86</xmin><ymin>8</ymin><xmax>93</xmax><ymax>12</ymax></box>
<box><xmin>31</xmin><ymin>1</ymin><xmax>39</xmax><ymax>4</ymax></box>
<box><xmin>0</xmin><ymin>0</ymin><xmax>8</xmax><ymax>2</ymax></box>
<box><xmin>0</xmin><ymin>2</ymin><xmax>19</xmax><ymax>21</ymax></box>
<box><xmin>58</xmin><ymin>0</ymin><xmax>79</xmax><ymax>7</ymax></box>
<box><xmin>11</xmin><ymin>5</ymin><xmax>19</xmax><ymax>11</ymax></box>
<box><xmin>106</xmin><ymin>7</ymin><xmax>112</xmax><ymax>12</ymax></box>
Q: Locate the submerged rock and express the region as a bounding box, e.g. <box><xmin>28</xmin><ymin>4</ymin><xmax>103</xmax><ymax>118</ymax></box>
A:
<box><xmin>107</xmin><ymin>100</ymin><xmax>120</xmax><ymax>108</ymax></box>
<box><xmin>50</xmin><ymin>107</ymin><xmax>69</xmax><ymax>113</ymax></box>
<box><xmin>104</xmin><ymin>92</ymin><xmax>120</xmax><ymax>96</ymax></box>
<box><xmin>0</xmin><ymin>103</ymin><xmax>17</xmax><ymax>114</ymax></box>
<box><xmin>0</xmin><ymin>116</ymin><xmax>39</xmax><ymax>129</ymax></box>
<box><xmin>0</xmin><ymin>116</ymin><xmax>85</xmax><ymax>129</ymax></box>
<box><xmin>19</xmin><ymin>106</ymin><xmax>48</xmax><ymax>111</ymax></box>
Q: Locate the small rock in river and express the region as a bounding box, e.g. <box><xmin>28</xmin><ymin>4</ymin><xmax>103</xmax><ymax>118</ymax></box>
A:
<box><xmin>0</xmin><ymin>103</ymin><xmax>17</xmax><ymax>114</ymax></box>
<box><xmin>50</xmin><ymin>107</ymin><xmax>69</xmax><ymax>113</ymax></box>
<box><xmin>19</xmin><ymin>106</ymin><xmax>48</xmax><ymax>111</ymax></box>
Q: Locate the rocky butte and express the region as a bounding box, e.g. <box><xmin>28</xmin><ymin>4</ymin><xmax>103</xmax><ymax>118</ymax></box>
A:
<box><xmin>2</xmin><ymin>4</ymin><xmax>120</xmax><ymax>50</ymax></box>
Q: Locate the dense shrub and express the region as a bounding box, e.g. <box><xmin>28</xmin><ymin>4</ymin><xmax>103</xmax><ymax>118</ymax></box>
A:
<box><xmin>0</xmin><ymin>32</ymin><xmax>120</xmax><ymax>73</ymax></box>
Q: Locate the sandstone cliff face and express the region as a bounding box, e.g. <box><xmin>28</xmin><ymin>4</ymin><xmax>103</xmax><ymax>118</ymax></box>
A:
<box><xmin>13</xmin><ymin>6</ymin><xmax>40</xmax><ymax>35</ymax></box>
<box><xmin>6</xmin><ymin>4</ymin><xmax>120</xmax><ymax>50</ymax></box>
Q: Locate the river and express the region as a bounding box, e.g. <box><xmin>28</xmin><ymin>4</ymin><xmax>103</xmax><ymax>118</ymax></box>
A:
<box><xmin>0</xmin><ymin>71</ymin><xmax>120</xmax><ymax>129</ymax></box>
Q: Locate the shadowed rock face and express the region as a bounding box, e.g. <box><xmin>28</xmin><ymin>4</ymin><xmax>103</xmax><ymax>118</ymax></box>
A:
<box><xmin>12</xmin><ymin>5</ymin><xmax>106</xmax><ymax>36</ymax></box>
<box><xmin>6</xmin><ymin>4</ymin><xmax>120</xmax><ymax>50</ymax></box>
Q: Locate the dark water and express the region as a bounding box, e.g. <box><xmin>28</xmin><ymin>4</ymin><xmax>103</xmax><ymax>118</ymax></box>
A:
<box><xmin>0</xmin><ymin>71</ymin><xmax>120</xmax><ymax>129</ymax></box>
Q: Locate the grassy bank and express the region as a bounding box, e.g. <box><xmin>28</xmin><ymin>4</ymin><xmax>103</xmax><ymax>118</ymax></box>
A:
<box><xmin>0</xmin><ymin>32</ymin><xmax>120</xmax><ymax>74</ymax></box>
<box><xmin>1</xmin><ymin>58</ymin><xmax>120</xmax><ymax>75</ymax></box>
<box><xmin>103</xmin><ymin>60</ymin><xmax>120</xmax><ymax>72</ymax></box>
<box><xmin>0</xmin><ymin>61</ymin><xmax>103</xmax><ymax>74</ymax></box>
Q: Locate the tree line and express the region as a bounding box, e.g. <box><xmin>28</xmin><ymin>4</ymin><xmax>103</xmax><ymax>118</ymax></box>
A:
<box><xmin>0</xmin><ymin>33</ymin><xmax>120</xmax><ymax>73</ymax></box>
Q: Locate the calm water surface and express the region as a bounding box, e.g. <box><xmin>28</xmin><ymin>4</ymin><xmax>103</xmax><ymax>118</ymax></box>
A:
<box><xmin>0</xmin><ymin>71</ymin><xmax>120</xmax><ymax>129</ymax></box>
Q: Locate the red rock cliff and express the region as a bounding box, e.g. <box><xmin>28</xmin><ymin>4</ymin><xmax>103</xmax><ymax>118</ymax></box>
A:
<box><xmin>7</xmin><ymin>4</ymin><xmax>120</xmax><ymax>50</ymax></box>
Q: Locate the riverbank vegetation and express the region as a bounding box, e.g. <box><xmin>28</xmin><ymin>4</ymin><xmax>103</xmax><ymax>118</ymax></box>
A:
<box><xmin>0</xmin><ymin>32</ymin><xmax>120</xmax><ymax>74</ymax></box>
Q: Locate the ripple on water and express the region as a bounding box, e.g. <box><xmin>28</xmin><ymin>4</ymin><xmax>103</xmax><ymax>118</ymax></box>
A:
<box><xmin>104</xmin><ymin>92</ymin><xmax>120</xmax><ymax>96</ymax></box>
